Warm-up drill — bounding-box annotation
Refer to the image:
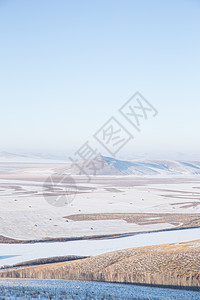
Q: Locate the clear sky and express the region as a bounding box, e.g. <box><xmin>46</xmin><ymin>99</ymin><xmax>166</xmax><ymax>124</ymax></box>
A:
<box><xmin>0</xmin><ymin>0</ymin><xmax>200</xmax><ymax>158</ymax></box>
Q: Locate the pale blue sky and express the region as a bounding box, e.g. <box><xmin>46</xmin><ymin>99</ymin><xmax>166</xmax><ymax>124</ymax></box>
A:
<box><xmin>0</xmin><ymin>0</ymin><xmax>200</xmax><ymax>158</ymax></box>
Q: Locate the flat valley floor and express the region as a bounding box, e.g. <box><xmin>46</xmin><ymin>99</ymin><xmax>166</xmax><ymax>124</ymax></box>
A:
<box><xmin>0</xmin><ymin>162</ymin><xmax>200</xmax><ymax>241</ymax></box>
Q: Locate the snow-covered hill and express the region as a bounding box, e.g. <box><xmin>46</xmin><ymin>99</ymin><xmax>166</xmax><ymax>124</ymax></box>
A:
<box><xmin>66</xmin><ymin>155</ymin><xmax>200</xmax><ymax>176</ymax></box>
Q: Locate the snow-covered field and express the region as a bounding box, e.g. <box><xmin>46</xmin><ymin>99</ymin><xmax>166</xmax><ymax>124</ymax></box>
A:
<box><xmin>0</xmin><ymin>279</ymin><xmax>199</xmax><ymax>300</ymax></box>
<box><xmin>0</xmin><ymin>162</ymin><xmax>200</xmax><ymax>240</ymax></box>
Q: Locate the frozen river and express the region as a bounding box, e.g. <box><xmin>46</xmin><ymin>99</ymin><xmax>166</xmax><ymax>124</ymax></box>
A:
<box><xmin>0</xmin><ymin>227</ymin><xmax>200</xmax><ymax>267</ymax></box>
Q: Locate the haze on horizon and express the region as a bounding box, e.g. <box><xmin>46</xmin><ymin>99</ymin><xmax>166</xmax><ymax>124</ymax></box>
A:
<box><xmin>0</xmin><ymin>0</ymin><xmax>200</xmax><ymax>158</ymax></box>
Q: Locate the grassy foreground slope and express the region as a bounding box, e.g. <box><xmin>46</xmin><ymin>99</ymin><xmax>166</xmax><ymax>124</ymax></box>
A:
<box><xmin>1</xmin><ymin>240</ymin><xmax>200</xmax><ymax>289</ymax></box>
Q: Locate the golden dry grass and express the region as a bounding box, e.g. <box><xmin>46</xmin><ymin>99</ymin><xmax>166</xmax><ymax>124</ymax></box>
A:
<box><xmin>1</xmin><ymin>240</ymin><xmax>200</xmax><ymax>289</ymax></box>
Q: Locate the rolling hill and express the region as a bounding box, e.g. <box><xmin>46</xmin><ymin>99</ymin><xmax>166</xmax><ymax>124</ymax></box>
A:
<box><xmin>66</xmin><ymin>155</ymin><xmax>200</xmax><ymax>176</ymax></box>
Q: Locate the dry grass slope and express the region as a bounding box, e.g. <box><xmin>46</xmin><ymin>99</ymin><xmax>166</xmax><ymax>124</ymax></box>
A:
<box><xmin>1</xmin><ymin>240</ymin><xmax>200</xmax><ymax>289</ymax></box>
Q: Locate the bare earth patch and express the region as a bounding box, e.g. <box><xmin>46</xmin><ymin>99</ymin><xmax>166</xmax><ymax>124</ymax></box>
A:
<box><xmin>65</xmin><ymin>213</ymin><xmax>200</xmax><ymax>230</ymax></box>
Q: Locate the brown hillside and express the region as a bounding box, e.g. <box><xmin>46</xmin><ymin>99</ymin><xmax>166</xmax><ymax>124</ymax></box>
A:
<box><xmin>1</xmin><ymin>240</ymin><xmax>200</xmax><ymax>289</ymax></box>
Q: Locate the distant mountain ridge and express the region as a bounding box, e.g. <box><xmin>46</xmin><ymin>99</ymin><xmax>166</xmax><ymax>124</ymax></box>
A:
<box><xmin>1</xmin><ymin>151</ymin><xmax>200</xmax><ymax>175</ymax></box>
<box><xmin>67</xmin><ymin>155</ymin><xmax>200</xmax><ymax>176</ymax></box>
